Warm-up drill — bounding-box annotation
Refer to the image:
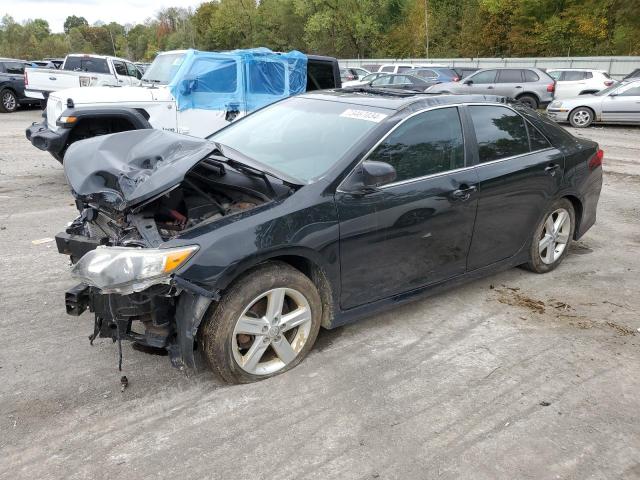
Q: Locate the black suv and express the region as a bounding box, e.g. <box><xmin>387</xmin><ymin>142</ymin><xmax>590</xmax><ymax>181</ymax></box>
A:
<box><xmin>0</xmin><ymin>59</ymin><xmax>41</xmax><ymax>113</ymax></box>
<box><xmin>57</xmin><ymin>89</ymin><xmax>602</xmax><ymax>383</ymax></box>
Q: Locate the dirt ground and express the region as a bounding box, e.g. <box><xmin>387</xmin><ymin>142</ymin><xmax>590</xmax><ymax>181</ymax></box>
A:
<box><xmin>1</xmin><ymin>109</ymin><xmax>639</xmax><ymax>480</ymax></box>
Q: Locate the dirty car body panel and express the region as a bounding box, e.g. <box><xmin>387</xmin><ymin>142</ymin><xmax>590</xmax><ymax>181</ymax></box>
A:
<box><xmin>56</xmin><ymin>90</ymin><xmax>603</xmax><ymax>375</ymax></box>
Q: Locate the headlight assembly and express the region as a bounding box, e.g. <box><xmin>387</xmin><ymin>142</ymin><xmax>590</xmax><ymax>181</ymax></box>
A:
<box><xmin>71</xmin><ymin>245</ymin><xmax>198</xmax><ymax>294</ymax></box>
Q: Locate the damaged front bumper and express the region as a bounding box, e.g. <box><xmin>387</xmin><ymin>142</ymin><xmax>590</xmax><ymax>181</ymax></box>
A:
<box><xmin>25</xmin><ymin>121</ymin><xmax>70</xmax><ymax>163</ymax></box>
<box><xmin>58</xmin><ymin>231</ymin><xmax>218</xmax><ymax>371</ymax></box>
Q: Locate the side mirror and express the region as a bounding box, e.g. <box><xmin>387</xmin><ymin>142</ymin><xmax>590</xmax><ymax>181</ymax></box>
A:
<box><xmin>342</xmin><ymin>160</ymin><xmax>396</xmax><ymax>195</ymax></box>
<box><xmin>609</xmin><ymin>93</ymin><xmax>618</xmax><ymax>97</ymax></box>
<box><xmin>463</xmin><ymin>79</ymin><xmax>473</xmax><ymax>85</ymax></box>
<box><xmin>363</xmin><ymin>160</ymin><xmax>396</xmax><ymax>187</ymax></box>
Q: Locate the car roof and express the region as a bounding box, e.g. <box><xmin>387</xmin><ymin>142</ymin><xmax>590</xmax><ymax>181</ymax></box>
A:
<box><xmin>300</xmin><ymin>89</ymin><xmax>509</xmax><ymax>111</ymax></box>
<box><xmin>547</xmin><ymin>68</ymin><xmax>606</xmax><ymax>72</ymax></box>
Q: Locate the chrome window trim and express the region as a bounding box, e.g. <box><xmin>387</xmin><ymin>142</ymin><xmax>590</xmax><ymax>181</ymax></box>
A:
<box><xmin>337</xmin><ymin>101</ymin><xmax>556</xmax><ymax>193</ymax></box>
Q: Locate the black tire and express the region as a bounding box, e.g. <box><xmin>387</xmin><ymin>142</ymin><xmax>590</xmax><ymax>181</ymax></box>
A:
<box><xmin>0</xmin><ymin>89</ymin><xmax>18</xmax><ymax>113</ymax></box>
<box><xmin>569</xmin><ymin>107</ymin><xmax>594</xmax><ymax>128</ymax></box>
<box><xmin>517</xmin><ymin>94</ymin><xmax>538</xmax><ymax>109</ymax></box>
<box><xmin>525</xmin><ymin>198</ymin><xmax>575</xmax><ymax>274</ymax></box>
<box><xmin>201</xmin><ymin>261</ymin><xmax>322</xmax><ymax>384</ymax></box>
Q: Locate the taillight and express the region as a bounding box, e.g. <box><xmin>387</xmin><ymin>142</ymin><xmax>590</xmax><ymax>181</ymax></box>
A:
<box><xmin>24</xmin><ymin>70</ymin><xmax>28</xmax><ymax>86</ymax></box>
<box><xmin>589</xmin><ymin>149</ymin><xmax>604</xmax><ymax>170</ymax></box>
<box><xmin>547</xmin><ymin>83</ymin><xmax>555</xmax><ymax>93</ymax></box>
<box><xmin>604</xmin><ymin>80</ymin><xmax>613</xmax><ymax>86</ymax></box>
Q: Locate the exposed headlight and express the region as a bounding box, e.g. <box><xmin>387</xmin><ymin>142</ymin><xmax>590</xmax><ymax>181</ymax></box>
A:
<box><xmin>71</xmin><ymin>245</ymin><xmax>198</xmax><ymax>294</ymax></box>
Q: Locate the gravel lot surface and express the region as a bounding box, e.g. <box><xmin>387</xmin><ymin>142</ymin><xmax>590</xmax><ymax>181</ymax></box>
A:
<box><xmin>1</xmin><ymin>109</ymin><xmax>639</xmax><ymax>480</ymax></box>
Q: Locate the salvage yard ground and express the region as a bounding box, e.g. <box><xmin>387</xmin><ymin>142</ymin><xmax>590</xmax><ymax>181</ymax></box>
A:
<box><xmin>1</xmin><ymin>109</ymin><xmax>639</xmax><ymax>479</ymax></box>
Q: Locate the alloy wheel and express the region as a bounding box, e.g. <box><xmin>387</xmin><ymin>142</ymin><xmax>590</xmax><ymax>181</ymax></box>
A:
<box><xmin>538</xmin><ymin>208</ymin><xmax>571</xmax><ymax>265</ymax></box>
<box><xmin>572</xmin><ymin>109</ymin><xmax>591</xmax><ymax>127</ymax></box>
<box><xmin>232</xmin><ymin>287</ymin><xmax>313</xmax><ymax>375</ymax></box>
<box><xmin>2</xmin><ymin>91</ymin><xmax>16</xmax><ymax>111</ymax></box>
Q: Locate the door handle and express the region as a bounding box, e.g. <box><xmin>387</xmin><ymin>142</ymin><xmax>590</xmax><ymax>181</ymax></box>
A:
<box><xmin>49</xmin><ymin>77</ymin><xmax>56</xmax><ymax>81</ymax></box>
<box><xmin>515</xmin><ymin>85</ymin><xmax>523</xmax><ymax>88</ymax></box>
<box><xmin>487</xmin><ymin>86</ymin><xmax>494</xmax><ymax>89</ymax></box>
<box><xmin>544</xmin><ymin>164</ymin><xmax>560</xmax><ymax>176</ymax></box>
<box><xmin>452</xmin><ymin>185</ymin><xmax>477</xmax><ymax>201</ymax></box>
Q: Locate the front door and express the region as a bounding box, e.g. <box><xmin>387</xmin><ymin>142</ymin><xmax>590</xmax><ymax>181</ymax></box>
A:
<box><xmin>336</xmin><ymin>107</ymin><xmax>479</xmax><ymax>309</ymax></box>
<box><xmin>460</xmin><ymin>69</ymin><xmax>498</xmax><ymax>95</ymax></box>
<box><xmin>601</xmin><ymin>83</ymin><xmax>640</xmax><ymax>123</ymax></box>
<box><xmin>464</xmin><ymin>104</ymin><xmax>565</xmax><ymax>270</ymax></box>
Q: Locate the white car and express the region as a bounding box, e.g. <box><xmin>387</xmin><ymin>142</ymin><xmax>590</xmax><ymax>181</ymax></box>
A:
<box><xmin>342</xmin><ymin>72</ymin><xmax>389</xmax><ymax>87</ymax></box>
<box><xmin>546</xmin><ymin>78</ymin><xmax>640</xmax><ymax>127</ymax></box>
<box><xmin>377</xmin><ymin>63</ymin><xmax>446</xmax><ymax>74</ymax></box>
<box><xmin>546</xmin><ymin>69</ymin><xmax>617</xmax><ymax>99</ymax></box>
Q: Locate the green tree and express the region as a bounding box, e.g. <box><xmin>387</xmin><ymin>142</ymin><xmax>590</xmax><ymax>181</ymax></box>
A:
<box><xmin>63</xmin><ymin>15</ymin><xmax>88</xmax><ymax>34</ymax></box>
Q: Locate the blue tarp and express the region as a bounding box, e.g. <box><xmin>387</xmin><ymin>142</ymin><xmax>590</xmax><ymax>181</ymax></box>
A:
<box><xmin>168</xmin><ymin>48</ymin><xmax>308</xmax><ymax>112</ymax></box>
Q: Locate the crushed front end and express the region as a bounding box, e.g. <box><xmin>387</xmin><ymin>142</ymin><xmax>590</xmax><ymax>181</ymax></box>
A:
<box><xmin>56</xmin><ymin>129</ymin><xmax>292</xmax><ymax>371</ymax></box>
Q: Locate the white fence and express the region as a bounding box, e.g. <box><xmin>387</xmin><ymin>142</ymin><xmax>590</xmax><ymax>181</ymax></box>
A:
<box><xmin>339</xmin><ymin>57</ymin><xmax>640</xmax><ymax>79</ymax></box>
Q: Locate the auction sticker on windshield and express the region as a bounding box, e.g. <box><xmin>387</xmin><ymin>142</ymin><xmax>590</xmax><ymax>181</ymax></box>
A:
<box><xmin>340</xmin><ymin>109</ymin><xmax>388</xmax><ymax>123</ymax></box>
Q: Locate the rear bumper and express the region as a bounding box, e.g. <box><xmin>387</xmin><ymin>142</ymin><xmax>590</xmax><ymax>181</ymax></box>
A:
<box><xmin>25</xmin><ymin>121</ymin><xmax>69</xmax><ymax>162</ymax></box>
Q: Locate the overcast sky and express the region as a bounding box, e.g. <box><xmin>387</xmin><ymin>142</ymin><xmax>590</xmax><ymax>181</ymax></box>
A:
<box><xmin>0</xmin><ymin>0</ymin><xmax>205</xmax><ymax>33</ymax></box>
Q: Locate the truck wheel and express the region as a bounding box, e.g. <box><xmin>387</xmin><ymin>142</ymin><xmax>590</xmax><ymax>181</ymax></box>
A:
<box><xmin>517</xmin><ymin>94</ymin><xmax>538</xmax><ymax>109</ymax></box>
<box><xmin>0</xmin><ymin>89</ymin><xmax>18</xmax><ymax>113</ymax></box>
<box><xmin>201</xmin><ymin>262</ymin><xmax>322</xmax><ymax>384</ymax></box>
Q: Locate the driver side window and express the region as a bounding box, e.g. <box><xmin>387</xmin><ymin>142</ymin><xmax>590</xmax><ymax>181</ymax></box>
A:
<box><xmin>619</xmin><ymin>85</ymin><xmax>640</xmax><ymax>96</ymax></box>
<box><xmin>469</xmin><ymin>70</ymin><xmax>497</xmax><ymax>84</ymax></box>
<box><xmin>368</xmin><ymin>107</ymin><xmax>465</xmax><ymax>185</ymax></box>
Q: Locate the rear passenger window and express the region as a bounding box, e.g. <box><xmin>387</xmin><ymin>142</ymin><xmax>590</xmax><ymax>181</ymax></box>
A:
<box><xmin>523</xmin><ymin>70</ymin><xmax>540</xmax><ymax>82</ymax></box>
<box><xmin>369</xmin><ymin>107</ymin><xmax>465</xmax><ymax>184</ymax></box>
<box><xmin>381</xmin><ymin>66</ymin><xmax>394</xmax><ymax>72</ymax></box>
<box><xmin>397</xmin><ymin>66</ymin><xmax>412</xmax><ymax>73</ymax></box>
<box><xmin>497</xmin><ymin>69</ymin><xmax>523</xmax><ymax>83</ymax></box>
<box><xmin>562</xmin><ymin>71</ymin><xmax>586</xmax><ymax>81</ymax></box>
<box><xmin>469</xmin><ymin>105</ymin><xmax>530</xmax><ymax>162</ymax></box>
<box><xmin>527</xmin><ymin>123</ymin><xmax>551</xmax><ymax>151</ymax></box>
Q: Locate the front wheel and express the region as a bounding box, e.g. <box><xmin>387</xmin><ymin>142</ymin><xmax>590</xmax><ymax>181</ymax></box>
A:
<box><xmin>0</xmin><ymin>89</ymin><xmax>18</xmax><ymax>113</ymax></box>
<box><xmin>525</xmin><ymin>198</ymin><xmax>575</xmax><ymax>273</ymax></box>
<box><xmin>201</xmin><ymin>262</ymin><xmax>322</xmax><ymax>384</ymax></box>
<box><xmin>569</xmin><ymin>107</ymin><xmax>594</xmax><ymax>128</ymax></box>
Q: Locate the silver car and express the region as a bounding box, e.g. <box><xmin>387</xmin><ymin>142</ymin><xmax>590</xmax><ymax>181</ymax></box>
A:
<box><xmin>546</xmin><ymin>78</ymin><xmax>640</xmax><ymax>127</ymax></box>
<box><xmin>427</xmin><ymin>68</ymin><xmax>556</xmax><ymax>109</ymax></box>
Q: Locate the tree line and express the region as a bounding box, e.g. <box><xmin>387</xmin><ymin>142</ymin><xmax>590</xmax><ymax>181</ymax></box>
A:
<box><xmin>1</xmin><ymin>0</ymin><xmax>640</xmax><ymax>62</ymax></box>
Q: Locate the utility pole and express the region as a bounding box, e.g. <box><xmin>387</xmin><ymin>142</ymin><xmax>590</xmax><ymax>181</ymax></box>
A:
<box><xmin>108</xmin><ymin>27</ymin><xmax>116</xmax><ymax>56</ymax></box>
<box><xmin>425</xmin><ymin>0</ymin><xmax>429</xmax><ymax>59</ymax></box>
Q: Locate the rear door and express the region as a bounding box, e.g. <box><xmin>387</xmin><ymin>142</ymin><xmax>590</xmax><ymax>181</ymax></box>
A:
<box><xmin>556</xmin><ymin>71</ymin><xmax>588</xmax><ymax>98</ymax></box>
<box><xmin>465</xmin><ymin>104</ymin><xmax>564</xmax><ymax>270</ymax></box>
<box><xmin>494</xmin><ymin>69</ymin><xmax>525</xmax><ymax>98</ymax></box>
<box><xmin>601</xmin><ymin>83</ymin><xmax>640</xmax><ymax>123</ymax></box>
<box><xmin>336</xmin><ymin>107</ymin><xmax>479</xmax><ymax>309</ymax></box>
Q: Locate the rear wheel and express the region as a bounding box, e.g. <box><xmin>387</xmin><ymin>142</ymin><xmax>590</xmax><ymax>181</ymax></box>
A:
<box><xmin>201</xmin><ymin>262</ymin><xmax>322</xmax><ymax>384</ymax></box>
<box><xmin>525</xmin><ymin>198</ymin><xmax>575</xmax><ymax>273</ymax></box>
<box><xmin>569</xmin><ymin>107</ymin><xmax>594</xmax><ymax>128</ymax></box>
<box><xmin>0</xmin><ymin>89</ymin><xmax>18</xmax><ymax>113</ymax></box>
<box><xmin>517</xmin><ymin>94</ymin><xmax>538</xmax><ymax>109</ymax></box>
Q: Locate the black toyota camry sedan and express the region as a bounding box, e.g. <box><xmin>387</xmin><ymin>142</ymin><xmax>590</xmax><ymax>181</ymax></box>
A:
<box><xmin>57</xmin><ymin>89</ymin><xmax>603</xmax><ymax>383</ymax></box>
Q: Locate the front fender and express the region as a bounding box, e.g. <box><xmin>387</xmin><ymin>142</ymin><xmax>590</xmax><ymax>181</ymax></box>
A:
<box><xmin>58</xmin><ymin>106</ymin><xmax>152</xmax><ymax>129</ymax></box>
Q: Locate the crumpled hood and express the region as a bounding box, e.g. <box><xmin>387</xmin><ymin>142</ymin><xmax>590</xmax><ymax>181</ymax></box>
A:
<box><xmin>64</xmin><ymin>129</ymin><xmax>215</xmax><ymax>211</ymax></box>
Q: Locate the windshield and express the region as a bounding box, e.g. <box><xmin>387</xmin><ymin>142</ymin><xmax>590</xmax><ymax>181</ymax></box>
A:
<box><xmin>210</xmin><ymin>97</ymin><xmax>390</xmax><ymax>182</ymax></box>
<box><xmin>594</xmin><ymin>83</ymin><xmax>622</xmax><ymax>96</ymax></box>
<box><xmin>142</xmin><ymin>53</ymin><xmax>185</xmax><ymax>85</ymax></box>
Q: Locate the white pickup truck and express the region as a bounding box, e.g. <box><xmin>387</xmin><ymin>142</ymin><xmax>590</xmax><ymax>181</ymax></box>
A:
<box><xmin>24</xmin><ymin>54</ymin><xmax>143</xmax><ymax>100</ymax></box>
<box><xmin>26</xmin><ymin>48</ymin><xmax>340</xmax><ymax>162</ymax></box>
